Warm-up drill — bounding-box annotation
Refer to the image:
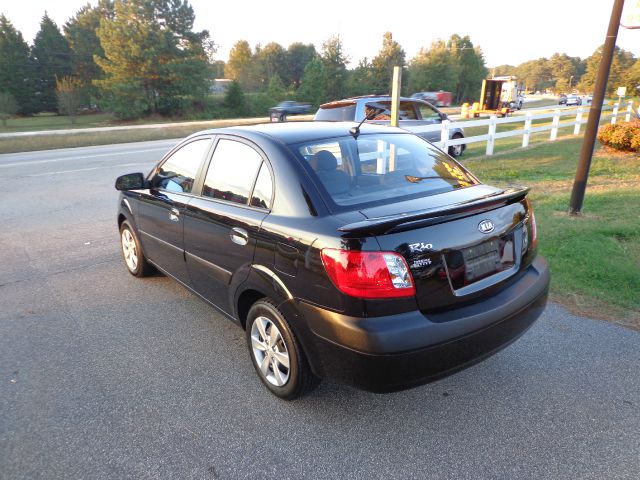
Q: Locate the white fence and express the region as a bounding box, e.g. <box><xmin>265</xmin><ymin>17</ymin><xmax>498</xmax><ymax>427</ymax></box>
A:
<box><xmin>408</xmin><ymin>100</ymin><xmax>638</xmax><ymax>156</ymax></box>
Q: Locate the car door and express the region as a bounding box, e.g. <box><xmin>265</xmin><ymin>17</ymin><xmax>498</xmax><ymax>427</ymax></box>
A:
<box><xmin>137</xmin><ymin>137</ymin><xmax>213</xmax><ymax>284</ymax></box>
<box><xmin>184</xmin><ymin>137</ymin><xmax>272</xmax><ymax>312</ymax></box>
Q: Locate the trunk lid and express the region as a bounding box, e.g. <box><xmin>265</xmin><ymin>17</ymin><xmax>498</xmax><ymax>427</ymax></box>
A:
<box><xmin>352</xmin><ymin>185</ymin><xmax>533</xmax><ymax>311</ymax></box>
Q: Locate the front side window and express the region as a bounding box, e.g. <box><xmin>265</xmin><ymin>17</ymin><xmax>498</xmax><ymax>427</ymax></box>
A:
<box><xmin>202</xmin><ymin>139</ymin><xmax>263</xmax><ymax>205</ymax></box>
<box><xmin>296</xmin><ymin>133</ymin><xmax>479</xmax><ymax>208</ymax></box>
<box><xmin>418</xmin><ymin>104</ymin><xmax>442</xmax><ymax>123</ymax></box>
<box><xmin>157</xmin><ymin>138</ymin><xmax>211</xmax><ymax>193</ymax></box>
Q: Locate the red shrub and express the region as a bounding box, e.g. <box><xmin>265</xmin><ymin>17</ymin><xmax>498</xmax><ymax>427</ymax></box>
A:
<box><xmin>597</xmin><ymin>120</ymin><xmax>640</xmax><ymax>152</ymax></box>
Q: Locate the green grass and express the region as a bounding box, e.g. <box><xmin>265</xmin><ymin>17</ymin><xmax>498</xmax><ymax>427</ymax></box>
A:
<box><xmin>461</xmin><ymin>137</ymin><xmax>640</xmax><ymax>325</ymax></box>
<box><xmin>2</xmin><ymin>112</ymin><xmax>116</xmax><ymax>132</ymax></box>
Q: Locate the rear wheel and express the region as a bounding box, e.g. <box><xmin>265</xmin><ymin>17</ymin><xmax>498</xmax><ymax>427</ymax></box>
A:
<box><xmin>246</xmin><ymin>299</ymin><xmax>318</xmax><ymax>400</ymax></box>
<box><xmin>448</xmin><ymin>133</ymin><xmax>465</xmax><ymax>158</ymax></box>
<box><xmin>120</xmin><ymin>220</ymin><xmax>153</xmax><ymax>277</ymax></box>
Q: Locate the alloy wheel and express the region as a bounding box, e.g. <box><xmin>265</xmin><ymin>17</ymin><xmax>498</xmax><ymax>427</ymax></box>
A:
<box><xmin>250</xmin><ymin>316</ymin><xmax>290</xmax><ymax>387</ymax></box>
<box><xmin>121</xmin><ymin>228</ymin><xmax>138</xmax><ymax>272</ymax></box>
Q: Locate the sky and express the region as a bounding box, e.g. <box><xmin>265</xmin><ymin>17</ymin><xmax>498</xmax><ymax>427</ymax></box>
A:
<box><xmin>3</xmin><ymin>0</ymin><xmax>639</xmax><ymax>68</ymax></box>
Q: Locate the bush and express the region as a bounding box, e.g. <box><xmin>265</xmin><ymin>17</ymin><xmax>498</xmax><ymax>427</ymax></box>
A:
<box><xmin>597</xmin><ymin>120</ymin><xmax>640</xmax><ymax>152</ymax></box>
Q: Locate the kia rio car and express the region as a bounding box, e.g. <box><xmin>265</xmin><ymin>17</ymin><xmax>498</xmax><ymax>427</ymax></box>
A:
<box><xmin>115</xmin><ymin>122</ymin><xmax>549</xmax><ymax>400</ymax></box>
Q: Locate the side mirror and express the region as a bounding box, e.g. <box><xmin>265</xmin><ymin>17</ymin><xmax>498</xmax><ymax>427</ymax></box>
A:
<box><xmin>115</xmin><ymin>172</ymin><xmax>147</xmax><ymax>191</ymax></box>
<box><xmin>441</xmin><ymin>113</ymin><xmax>449</xmax><ymax>121</ymax></box>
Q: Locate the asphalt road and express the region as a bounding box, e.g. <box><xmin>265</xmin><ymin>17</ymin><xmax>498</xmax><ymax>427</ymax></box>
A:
<box><xmin>1</xmin><ymin>141</ymin><xmax>639</xmax><ymax>480</ymax></box>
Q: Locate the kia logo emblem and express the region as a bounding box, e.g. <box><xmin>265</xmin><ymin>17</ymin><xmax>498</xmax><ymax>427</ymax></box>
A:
<box><xmin>478</xmin><ymin>219</ymin><xmax>495</xmax><ymax>234</ymax></box>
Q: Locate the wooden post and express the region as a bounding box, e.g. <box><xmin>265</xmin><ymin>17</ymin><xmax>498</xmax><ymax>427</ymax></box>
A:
<box><xmin>486</xmin><ymin>115</ymin><xmax>497</xmax><ymax>155</ymax></box>
<box><xmin>522</xmin><ymin>112</ymin><xmax>532</xmax><ymax>147</ymax></box>
<box><xmin>569</xmin><ymin>0</ymin><xmax>625</xmax><ymax>215</ymax></box>
<box><xmin>625</xmin><ymin>100</ymin><xmax>633</xmax><ymax>122</ymax></box>
<box><xmin>574</xmin><ymin>107</ymin><xmax>583</xmax><ymax>135</ymax></box>
<box><xmin>611</xmin><ymin>102</ymin><xmax>619</xmax><ymax>124</ymax></box>
<box><xmin>389</xmin><ymin>66</ymin><xmax>402</xmax><ymax>171</ymax></box>
<box><xmin>390</xmin><ymin>66</ymin><xmax>402</xmax><ymax>128</ymax></box>
<box><xmin>550</xmin><ymin>109</ymin><xmax>560</xmax><ymax>141</ymax></box>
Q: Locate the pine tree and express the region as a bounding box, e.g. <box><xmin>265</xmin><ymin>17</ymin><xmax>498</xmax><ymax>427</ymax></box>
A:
<box><xmin>95</xmin><ymin>0</ymin><xmax>212</xmax><ymax>118</ymax></box>
<box><xmin>287</xmin><ymin>43</ymin><xmax>316</xmax><ymax>90</ymax></box>
<box><xmin>64</xmin><ymin>2</ymin><xmax>112</xmax><ymax>105</ymax></box>
<box><xmin>30</xmin><ymin>13</ymin><xmax>74</xmax><ymax>112</ymax></box>
<box><xmin>371</xmin><ymin>32</ymin><xmax>406</xmax><ymax>94</ymax></box>
<box><xmin>0</xmin><ymin>15</ymin><xmax>34</xmax><ymax>114</ymax></box>
<box><xmin>320</xmin><ymin>36</ymin><xmax>348</xmax><ymax>101</ymax></box>
<box><xmin>298</xmin><ymin>57</ymin><xmax>327</xmax><ymax>107</ymax></box>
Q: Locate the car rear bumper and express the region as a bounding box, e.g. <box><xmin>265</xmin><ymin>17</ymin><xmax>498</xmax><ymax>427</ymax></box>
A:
<box><xmin>299</xmin><ymin>256</ymin><xmax>549</xmax><ymax>392</ymax></box>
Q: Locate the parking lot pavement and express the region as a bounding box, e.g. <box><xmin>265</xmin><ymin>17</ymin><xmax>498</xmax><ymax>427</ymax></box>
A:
<box><xmin>1</xmin><ymin>144</ymin><xmax>639</xmax><ymax>479</ymax></box>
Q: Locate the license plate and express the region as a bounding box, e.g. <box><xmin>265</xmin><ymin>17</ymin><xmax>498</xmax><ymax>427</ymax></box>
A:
<box><xmin>462</xmin><ymin>238</ymin><xmax>514</xmax><ymax>282</ymax></box>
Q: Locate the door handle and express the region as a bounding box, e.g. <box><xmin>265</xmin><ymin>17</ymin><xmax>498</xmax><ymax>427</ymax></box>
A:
<box><xmin>169</xmin><ymin>208</ymin><xmax>180</xmax><ymax>222</ymax></box>
<box><xmin>230</xmin><ymin>227</ymin><xmax>249</xmax><ymax>246</ymax></box>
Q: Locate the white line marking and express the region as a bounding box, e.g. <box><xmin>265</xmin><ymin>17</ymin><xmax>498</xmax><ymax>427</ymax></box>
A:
<box><xmin>0</xmin><ymin>147</ymin><xmax>168</xmax><ymax>168</ymax></box>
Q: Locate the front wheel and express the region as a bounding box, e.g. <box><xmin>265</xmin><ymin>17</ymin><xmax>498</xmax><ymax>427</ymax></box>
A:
<box><xmin>246</xmin><ymin>299</ymin><xmax>318</xmax><ymax>400</ymax></box>
<box><xmin>448</xmin><ymin>134</ymin><xmax>465</xmax><ymax>158</ymax></box>
<box><xmin>120</xmin><ymin>220</ymin><xmax>154</xmax><ymax>277</ymax></box>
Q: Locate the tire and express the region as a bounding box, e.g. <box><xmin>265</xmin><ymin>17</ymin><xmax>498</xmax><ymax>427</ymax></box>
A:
<box><xmin>119</xmin><ymin>220</ymin><xmax>154</xmax><ymax>277</ymax></box>
<box><xmin>448</xmin><ymin>134</ymin><xmax>465</xmax><ymax>158</ymax></box>
<box><xmin>246</xmin><ymin>299</ymin><xmax>319</xmax><ymax>400</ymax></box>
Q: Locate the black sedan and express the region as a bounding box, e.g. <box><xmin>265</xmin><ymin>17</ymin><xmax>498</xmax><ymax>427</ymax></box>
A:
<box><xmin>115</xmin><ymin>122</ymin><xmax>549</xmax><ymax>399</ymax></box>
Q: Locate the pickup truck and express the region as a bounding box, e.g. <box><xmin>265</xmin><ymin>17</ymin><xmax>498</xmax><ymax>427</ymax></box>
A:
<box><xmin>269</xmin><ymin>101</ymin><xmax>312</xmax><ymax>121</ymax></box>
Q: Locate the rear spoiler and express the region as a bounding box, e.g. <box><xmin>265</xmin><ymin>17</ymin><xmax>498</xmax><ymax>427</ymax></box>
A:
<box><xmin>339</xmin><ymin>187</ymin><xmax>530</xmax><ymax>236</ymax></box>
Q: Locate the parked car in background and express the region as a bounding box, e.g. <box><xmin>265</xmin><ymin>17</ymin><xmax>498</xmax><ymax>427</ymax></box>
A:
<box><xmin>314</xmin><ymin>95</ymin><xmax>466</xmax><ymax>157</ymax></box>
<box><xmin>269</xmin><ymin>101</ymin><xmax>311</xmax><ymax>121</ymax></box>
<box><xmin>115</xmin><ymin>121</ymin><xmax>549</xmax><ymax>399</ymax></box>
<box><xmin>558</xmin><ymin>94</ymin><xmax>567</xmax><ymax>105</ymax></box>
<box><xmin>565</xmin><ymin>94</ymin><xmax>582</xmax><ymax>106</ymax></box>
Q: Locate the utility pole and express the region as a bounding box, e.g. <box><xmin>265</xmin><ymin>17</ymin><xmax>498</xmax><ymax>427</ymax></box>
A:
<box><xmin>568</xmin><ymin>0</ymin><xmax>625</xmax><ymax>215</ymax></box>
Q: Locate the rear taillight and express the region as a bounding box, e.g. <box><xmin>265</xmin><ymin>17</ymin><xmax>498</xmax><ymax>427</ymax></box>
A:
<box><xmin>320</xmin><ymin>249</ymin><xmax>415</xmax><ymax>299</ymax></box>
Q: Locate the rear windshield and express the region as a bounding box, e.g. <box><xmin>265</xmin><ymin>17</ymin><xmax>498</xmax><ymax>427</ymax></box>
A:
<box><xmin>314</xmin><ymin>104</ymin><xmax>357</xmax><ymax>121</ymax></box>
<box><xmin>294</xmin><ymin>133</ymin><xmax>479</xmax><ymax>208</ymax></box>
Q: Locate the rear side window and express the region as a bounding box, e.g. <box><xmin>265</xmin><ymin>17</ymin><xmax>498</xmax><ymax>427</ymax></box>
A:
<box><xmin>202</xmin><ymin>139</ymin><xmax>263</xmax><ymax>205</ymax></box>
<box><xmin>157</xmin><ymin>138</ymin><xmax>211</xmax><ymax>193</ymax></box>
<box><xmin>251</xmin><ymin>163</ymin><xmax>273</xmax><ymax>209</ymax></box>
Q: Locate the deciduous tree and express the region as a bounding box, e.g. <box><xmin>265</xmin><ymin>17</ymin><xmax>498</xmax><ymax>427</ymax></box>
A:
<box><xmin>0</xmin><ymin>91</ymin><xmax>18</xmax><ymax>127</ymax></box>
<box><xmin>448</xmin><ymin>34</ymin><xmax>487</xmax><ymax>103</ymax></box>
<box><xmin>56</xmin><ymin>76</ymin><xmax>83</xmax><ymax>122</ymax></box>
<box><xmin>408</xmin><ymin>40</ymin><xmax>458</xmax><ymax>94</ymax></box>
<box><xmin>226</xmin><ymin>40</ymin><xmax>254</xmax><ymax>90</ymax></box>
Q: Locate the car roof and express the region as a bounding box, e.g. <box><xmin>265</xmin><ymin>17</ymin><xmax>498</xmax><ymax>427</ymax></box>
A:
<box><xmin>319</xmin><ymin>95</ymin><xmax>430</xmax><ymax>109</ymax></box>
<box><xmin>188</xmin><ymin>121</ymin><xmax>406</xmax><ymax>145</ymax></box>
